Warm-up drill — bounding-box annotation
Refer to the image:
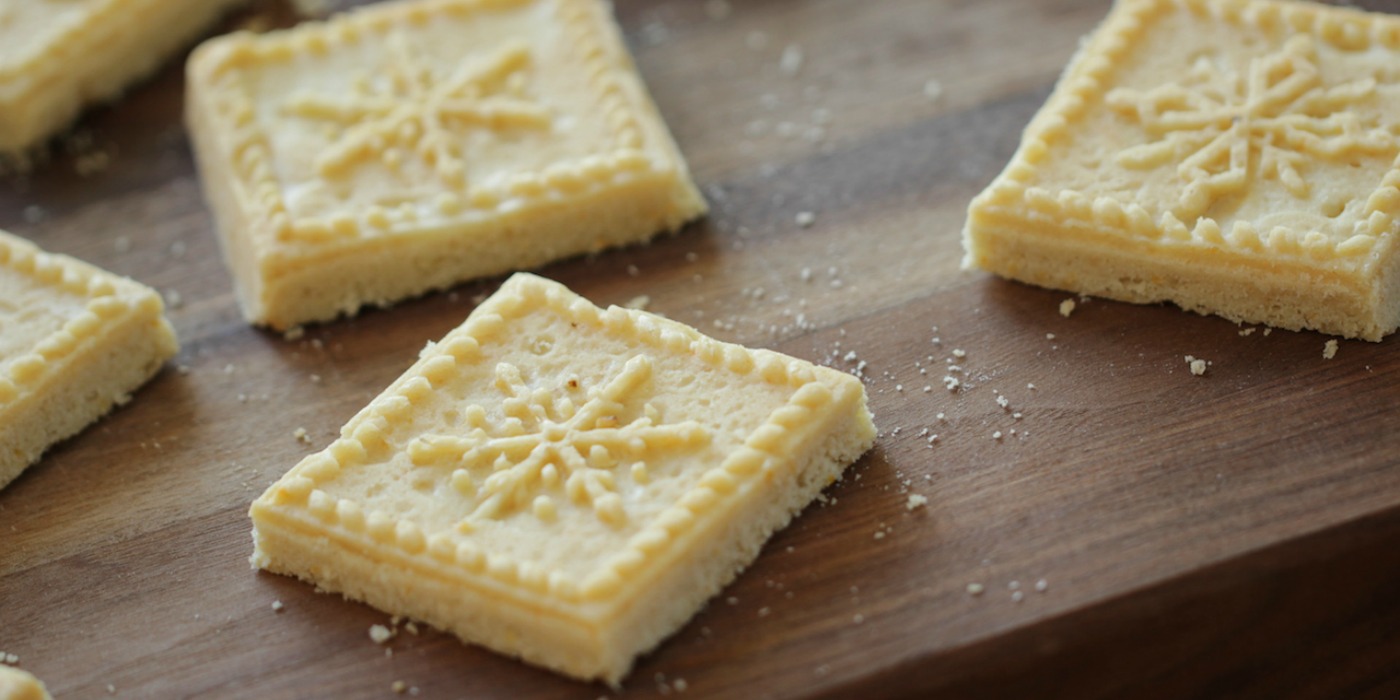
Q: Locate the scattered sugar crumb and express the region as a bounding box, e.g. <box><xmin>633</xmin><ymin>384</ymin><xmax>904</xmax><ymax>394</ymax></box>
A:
<box><xmin>1323</xmin><ymin>339</ymin><xmax>1339</xmax><ymax>360</ymax></box>
<box><xmin>906</xmin><ymin>494</ymin><xmax>928</xmax><ymax>510</ymax></box>
<box><xmin>995</xmin><ymin>395</ymin><xmax>1010</xmax><ymax>410</ymax></box>
<box><xmin>966</xmin><ymin>582</ymin><xmax>984</xmax><ymax>596</ymax></box>
<box><xmin>405</xmin><ymin>621</ymin><xmax>419</xmax><ymax>635</ymax></box>
<box><xmin>1</xmin><ymin>652</ymin><xmax>18</xmax><ymax>664</ymax></box>
<box><xmin>942</xmin><ymin>376</ymin><xmax>960</xmax><ymax>391</ymax></box>
<box><xmin>625</xmin><ymin>295</ymin><xmax>650</xmax><ymax>310</ymax></box>
<box><xmin>392</xmin><ymin>680</ymin><xmax>407</xmax><ymax>694</ymax></box>
<box><xmin>370</xmin><ymin>624</ymin><xmax>395</xmax><ymax>644</ymax></box>
<box><xmin>1239</xmin><ymin>327</ymin><xmax>1256</xmax><ymax>337</ymax></box>
<box><xmin>271</xmin><ymin>600</ymin><xmax>284</xmax><ymax>612</ymax></box>
<box><xmin>1059</xmin><ymin>298</ymin><xmax>1076</xmax><ymax>317</ymax></box>
<box><xmin>992</xmin><ymin>430</ymin><xmax>1003</xmax><ymax>440</ymax></box>
<box><xmin>1035</xmin><ymin>578</ymin><xmax>1048</xmax><ymax>592</ymax></box>
<box><xmin>674</xmin><ymin>678</ymin><xmax>689</xmax><ymax>693</ymax></box>
<box><xmin>1012</xmin><ymin>591</ymin><xmax>1024</xmax><ymax>603</ymax></box>
<box><xmin>951</xmin><ymin>348</ymin><xmax>966</xmax><ymax>358</ymax></box>
<box><xmin>795</xmin><ymin>211</ymin><xmax>816</xmax><ymax>228</ymax></box>
<box><xmin>293</xmin><ymin>427</ymin><xmax>311</xmax><ymax>444</ymax></box>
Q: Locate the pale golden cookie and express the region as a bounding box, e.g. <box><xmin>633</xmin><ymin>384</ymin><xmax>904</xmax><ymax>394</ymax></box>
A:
<box><xmin>0</xmin><ymin>230</ymin><xmax>178</xmax><ymax>490</ymax></box>
<box><xmin>0</xmin><ymin>0</ymin><xmax>246</xmax><ymax>153</ymax></box>
<box><xmin>187</xmin><ymin>0</ymin><xmax>706</xmax><ymax>330</ymax></box>
<box><xmin>964</xmin><ymin>0</ymin><xmax>1400</xmax><ymax>340</ymax></box>
<box><xmin>249</xmin><ymin>273</ymin><xmax>875</xmax><ymax>683</ymax></box>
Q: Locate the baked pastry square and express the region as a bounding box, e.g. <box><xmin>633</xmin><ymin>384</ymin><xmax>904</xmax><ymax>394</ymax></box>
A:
<box><xmin>187</xmin><ymin>0</ymin><xmax>706</xmax><ymax>330</ymax></box>
<box><xmin>0</xmin><ymin>229</ymin><xmax>178</xmax><ymax>490</ymax></box>
<box><xmin>0</xmin><ymin>0</ymin><xmax>246</xmax><ymax>153</ymax></box>
<box><xmin>963</xmin><ymin>0</ymin><xmax>1400</xmax><ymax>340</ymax></box>
<box><xmin>248</xmin><ymin>273</ymin><xmax>875</xmax><ymax>683</ymax></box>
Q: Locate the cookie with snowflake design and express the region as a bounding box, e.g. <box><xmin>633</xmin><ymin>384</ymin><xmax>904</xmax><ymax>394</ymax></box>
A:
<box><xmin>964</xmin><ymin>0</ymin><xmax>1400</xmax><ymax>340</ymax></box>
<box><xmin>248</xmin><ymin>273</ymin><xmax>876</xmax><ymax>683</ymax></box>
<box><xmin>186</xmin><ymin>0</ymin><xmax>705</xmax><ymax>330</ymax></box>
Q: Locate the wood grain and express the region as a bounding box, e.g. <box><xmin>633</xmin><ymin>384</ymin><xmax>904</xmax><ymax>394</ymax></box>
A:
<box><xmin>2</xmin><ymin>0</ymin><xmax>1399</xmax><ymax>698</ymax></box>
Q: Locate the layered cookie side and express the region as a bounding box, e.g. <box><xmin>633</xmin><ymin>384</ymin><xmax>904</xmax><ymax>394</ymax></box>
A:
<box><xmin>963</xmin><ymin>0</ymin><xmax>1400</xmax><ymax>340</ymax></box>
<box><xmin>248</xmin><ymin>273</ymin><xmax>875</xmax><ymax>683</ymax></box>
<box><xmin>187</xmin><ymin>0</ymin><xmax>706</xmax><ymax>330</ymax></box>
<box><xmin>0</xmin><ymin>230</ymin><xmax>178</xmax><ymax>490</ymax></box>
<box><xmin>0</xmin><ymin>0</ymin><xmax>246</xmax><ymax>153</ymax></box>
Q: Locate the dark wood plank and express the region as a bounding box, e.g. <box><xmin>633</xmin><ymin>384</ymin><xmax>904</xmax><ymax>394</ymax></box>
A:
<box><xmin>2</xmin><ymin>0</ymin><xmax>1398</xmax><ymax>698</ymax></box>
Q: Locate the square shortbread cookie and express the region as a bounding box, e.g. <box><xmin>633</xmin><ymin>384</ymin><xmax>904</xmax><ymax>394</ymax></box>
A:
<box><xmin>0</xmin><ymin>0</ymin><xmax>246</xmax><ymax>153</ymax></box>
<box><xmin>0</xmin><ymin>665</ymin><xmax>51</xmax><ymax>700</ymax></box>
<box><xmin>0</xmin><ymin>229</ymin><xmax>178</xmax><ymax>490</ymax></box>
<box><xmin>963</xmin><ymin>0</ymin><xmax>1400</xmax><ymax>340</ymax></box>
<box><xmin>248</xmin><ymin>273</ymin><xmax>876</xmax><ymax>683</ymax></box>
<box><xmin>187</xmin><ymin>0</ymin><xmax>707</xmax><ymax>331</ymax></box>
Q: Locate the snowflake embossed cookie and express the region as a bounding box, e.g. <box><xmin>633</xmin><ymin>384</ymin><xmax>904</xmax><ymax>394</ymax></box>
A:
<box><xmin>964</xmin><ymin>0</ymin><xmax>1400</xmax><ymax>340</ymax></box>
<box><xmin>187</xmin><ymin>0</ymin><xmax>706</xmax><ymax>330</ymax></box>
<box><xmin>249</xmin><ymin>273</ymin><xmax>876</xmax><ymax>683</ymax></box>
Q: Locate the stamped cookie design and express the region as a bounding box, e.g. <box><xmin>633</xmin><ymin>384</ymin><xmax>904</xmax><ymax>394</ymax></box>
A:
<box><xmin>188</xmin><ymin>0</ymin><xmax>706</xmax><ymax>330</ymax></box>
<box><xmin>249</xmin><ymin>274</ymin><xmax>875</xmax><ymax>683</ymax></box>
<box><xmin>964</xmin><ymin>0</ymin><xmax>1400</xmax><ymax>340</ymax></box>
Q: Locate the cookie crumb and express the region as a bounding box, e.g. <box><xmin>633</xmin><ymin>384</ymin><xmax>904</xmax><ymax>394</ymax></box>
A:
<box><xmin>906</xmin><ymin>494</ymin><xmax>928</xmax><ymax>510</ymax></box>
<box><xmin>966</xmin><ymin>582</ymin><xmax>984</xmax><ymax>596</ymax></box>
<box><xmin>1323</xmin><ymin>339</ymin><xmax>1339</xmax><ymax>360</ymax></box>
<box><xmin>625</xmin><ymin>295</ymin><xmax>650</xmax><ymax>310</ymax></box>
<box><xmin>294</xmin><ymin>427</ymin><xmax>311</xmax><ymax>444</ymax></box>
<box><xmin>1185</xmin><ymin>355</ymin><xmax>1208</xmax><ymax>376</ymax></box>
<box><xmin>795</xmin><ymin>211</ymin><xmax>816</xmax><ymax>228</ymax></box>
<box><xmin>271</xmin><ymin>600</ymin><xmax>284</xmax><ymax>612</ymax></box>
<box><xmin>370</xmin><ymin>624</ymin><xmax>395</xmax><ymax>644</ymax></box>
<box><xmin>1059</xmin><ymin>298</ymin><xmax>1076</xmax><ymax>317</ymax></box>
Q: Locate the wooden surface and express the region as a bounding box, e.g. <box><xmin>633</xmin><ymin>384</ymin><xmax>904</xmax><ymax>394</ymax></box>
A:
<box><xmin>3</xmin><ymin>0</ymin><xmax>1400</xmax><ymax>698</ymax></box>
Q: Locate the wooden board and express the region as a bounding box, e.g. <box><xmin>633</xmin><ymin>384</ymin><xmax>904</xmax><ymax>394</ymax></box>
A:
<box><xmin>3</xmin><ymin>0</ymin><xmax>1400</xmax><ymax>697</ymax></box>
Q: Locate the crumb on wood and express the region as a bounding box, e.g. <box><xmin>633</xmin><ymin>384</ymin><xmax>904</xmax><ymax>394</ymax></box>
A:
<box><xmin>1323</xmin><ymin>339</ymin><xmax>1339</xmax><ymax>360</ymax></box>
<box><xmin>1059</xmin><ymin>298</ymin><xmax>1076</xmax><ymax>317</ymax></box>
<box><xmin>906</xmin><ymin>493</ymin><xmax>928</xmax><ymax>511</ymax></box>
<box><xmin>1185</xmin><ymin>355</ymin><xmax>1208</xmax><ymax>376</ymax></box>
<box><xmin>370</xmin><ymin>624</ymin><xmax>395</xmax><ymax>644</ymax></box>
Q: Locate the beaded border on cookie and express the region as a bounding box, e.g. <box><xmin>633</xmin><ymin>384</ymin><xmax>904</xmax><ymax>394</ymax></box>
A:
<box><xmin>972</xmin><ymin>0</ymin><xmax>1400</xmax><ymax>267</ymax></box>
<box><xmin>195</xmin><ymin>0</ymin><xmax>666</xmax><ymax>247</ymax></box>
<box><xmin>0</xmin><ymin>233</ymin><xmax>161</xmax><ymax>407</ymax></box>
<box><xmin>265</xmin><ymin>274</ymin><xmax>843</xmax><ymax>607</ymax></box>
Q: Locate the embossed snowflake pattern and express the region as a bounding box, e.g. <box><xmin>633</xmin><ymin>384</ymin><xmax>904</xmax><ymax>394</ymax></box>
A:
<box><xmin>1106</xmin><ymin>35</ymin><xmax>1398</xmax><ymax>219</ymax></box>
<box><xmin>283</xmin><ymin>35</ymin><xmax>553</xmax><ymax>186</ymax></box>
<box><xmin>408</xmin><ymin>355</ymin><xmax>709</xmax><ymax>527</ymax></box>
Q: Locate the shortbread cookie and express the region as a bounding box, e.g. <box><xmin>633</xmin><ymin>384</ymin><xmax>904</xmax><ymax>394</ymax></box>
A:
<box><xmin>0</xmin><ymin>230</ymin><xmax>178</xmax><ymax>490</ymax></box>
<box><xmin>249</xmin><ymin>273</ymin><xmax>875</xmax><ymax>683</ymax></box>
<box><xmin>964</xmin><ymin>0</ymin><xmax>1400</xmax><ymax>340</ymax></box>
<box><xmin>0</xmin><ymin>666</ymin><xmax>50</xmax><ymax>700</ymax></box>
<box><xmin>0</xmin><ymin>0</ymin><xmax>246</xmax><ymax>153</ymax></box>
<box><xmin>187</xmin><ymin>0</ymin><xmax>706</xmax><ymax>330</ymax></box>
